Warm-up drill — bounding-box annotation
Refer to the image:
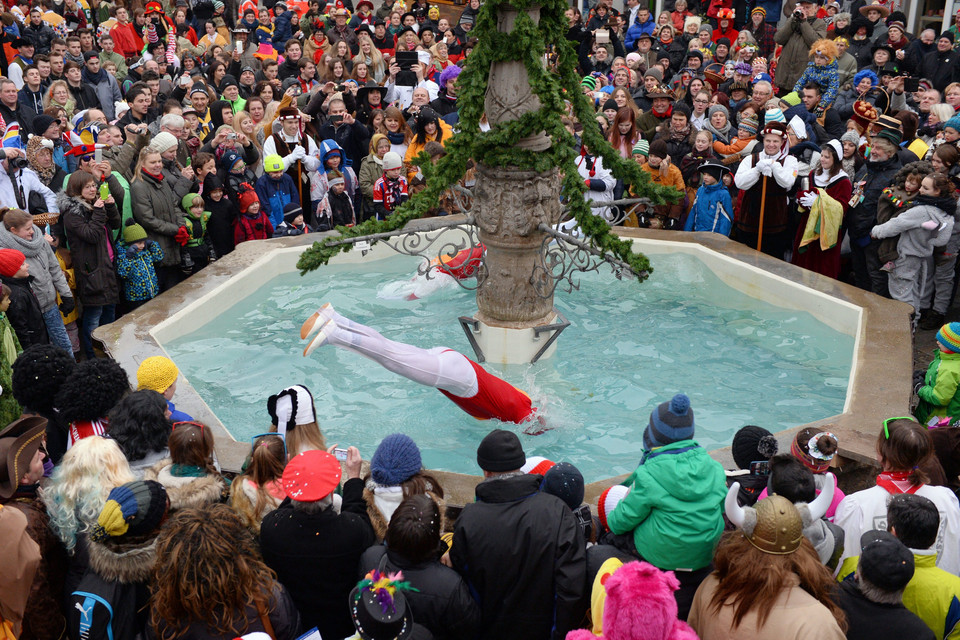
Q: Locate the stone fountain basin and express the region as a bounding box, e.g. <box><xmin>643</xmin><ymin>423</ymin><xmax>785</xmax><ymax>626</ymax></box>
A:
<box><xmin>95</xmin><ymin>222</ymin><xmax>912</xmax><ymax>506</ymax></box>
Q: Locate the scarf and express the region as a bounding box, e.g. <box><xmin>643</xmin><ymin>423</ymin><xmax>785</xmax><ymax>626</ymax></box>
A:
<box><xmin>387</xmin><ymin>131</ymin><xmax>406</xmax><ymax>145</ymax></box>
<box><xmin>142</xmin><ymin>169</ymin><xmax>164</xmax><ymax>182</ymax></box>
<box><xmin>81</xmin><ymin>65</ymin><xmax>108</xmax><ymax>85</ymax></box>
<box><xmin>652</xmin><ymin>104</ymin><xmax>673</xmax><ymax>119</ymax></box>
<box><xmin>170</xmin><ymin>463</ymin><xmax>208</xmax><ymax>477</ymax></box>
<box><xmin>703</xmin><ymin>120</ymin><xmax>731</xmax><ymax>144</ymax></box>
<box><xmin>670</xmin><ymin>122</ymin><xmax>691</xmax><ymax>142</ymax></box>
<box><xmin>914</xmin><ymin>193</ymin><xmax>957</xmax><ymax>214</ymax></box>
<box><xmin>876</xmin><ymin>470</ymin><xmax>922</xmax><ymax>495</ymax></box>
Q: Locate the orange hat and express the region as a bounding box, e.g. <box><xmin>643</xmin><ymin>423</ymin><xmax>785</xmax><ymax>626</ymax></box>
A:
<box><xmin>282</xmin><ymin>450</ymin><xmax>342</xmax><ymax>501</ymax></box>
<box><xmin>0</xmin><ymin>249</ymin><xmax>25</xmax><ymax>278</ymax></box>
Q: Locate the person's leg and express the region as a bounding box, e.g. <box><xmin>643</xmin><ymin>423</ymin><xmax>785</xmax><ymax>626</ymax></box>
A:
<box><xmin>933</xmin><ymin>255</ymin><xmax>958</xmax><ymax>315</ymax></box>
<box><xmin>302</xmin><ymin>305</ymin><xmax>477</xmax><ymax>397</ymax></box>
<box><xmin>865</xmin><ymin>240</ymin><xmax>890</xmax><ymax>298</ymax></box>
<box><xmin>79</xmin><ymin>304</ymin><xmax>103</xmax><ymax>359</ymax></box>
<box><xmin>41</xmin><ymin>307</ymin><xmax>73</xmax><ymax>355</ymax></box>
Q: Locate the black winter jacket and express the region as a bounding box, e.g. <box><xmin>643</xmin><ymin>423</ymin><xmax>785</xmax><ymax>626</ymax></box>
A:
<box><xmin>359</xmin><ymin>545</ymin><xmax>480</xmax><ymax>640</ymax></box>
<box><xmin>260</xmin><ymin>478</ymin><xmax>376</xmax><ymax>640</ymax></box>
<box><xmin>1</xmin><ymin>274</ymin><xmax>47</xmax><ymax>348</ymax></box>
<box><xmin>849</xmin><ymin>154</ymin><xmax>901</xmax><ymax>241</ymax></box>
<box><xmin>59</xmin><ymin>192</ymin><xmax>121</xmax><ymax>306</ymax></box>
<box><xmin>451</xmin><ymin>474</ymin><xmax>587</xmax><ymax>640</ymax></box>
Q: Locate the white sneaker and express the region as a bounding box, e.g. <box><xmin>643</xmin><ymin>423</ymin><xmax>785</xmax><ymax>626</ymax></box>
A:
<box><xmin>300</xmin><ymin>302</ymin><xmax>335</xmax><ymax>340</ymax></box>
<box><xmin>303</xmin><ymin>318</ymin><xmax>338</xmax><ymax>357</ymax></box>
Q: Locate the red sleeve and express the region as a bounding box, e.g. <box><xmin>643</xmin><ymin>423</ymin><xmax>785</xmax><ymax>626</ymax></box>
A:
<box><xmin>373</xmin><ymin>178</ymin><xmax>384</xmax><ymax>203</ymax></box>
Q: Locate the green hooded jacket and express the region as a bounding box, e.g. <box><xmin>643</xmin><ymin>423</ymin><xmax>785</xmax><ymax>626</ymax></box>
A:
<box><xmin>606</xmin><ymin>439</ymin><xmax>726</xmax><ymax>571</ymax></box>
<box><xmin>916</xmin><ymin>350</ymin><xmax>960</xmax><ymax>425</ymax></box>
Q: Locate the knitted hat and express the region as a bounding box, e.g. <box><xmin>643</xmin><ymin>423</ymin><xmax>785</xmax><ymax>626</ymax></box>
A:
<box><xmin>859</xmin><ymin>530</ymin><xmax>914</xmax><ymax>591</ymax></box>
<box><xmin>382</xmin><ymin>151</ymin><xmax>403</xmax><ymax>171</ymax></box>
<box><xmin>716</xmin><ymin>37</ymin><xmax>731</xmax><ymax>48</ymax></box>
<box><xmin>942</xmin><ymin>32</ymin><xmax>957</xmax><ymax>45</ymax></box>
<box><xmin>738</xmin><ymin>114</ymin><xmax>759</xmax><ymax>136</ymax></box>
<box><xmin>643</xmin><ymin>67</ymin><xmax>663</xmax><ymax>82</ymax></box>
<box><xmin>181</xmin><ymin>193</ymin><xmax>202</xmax><ymax>213</ymax></box>
<box><xmin>840</xmin><ymin>129</ymin><xmax>860</xmax><ymax>147</ymax></box>
<box><xmin>264</xmin><ymin>154</ymin><xmax>285</xmax><ymax>173</ymax></box>
<box><xmin>780</xmin><ymin>91</ymin><xmax>802</xmax><ymax>108</ymax></box>
<box><xmin>625</xmin><ymin>52</ymin><xmax>641</xmax><ymax>66</ymax></box>
<box><xmin>602</xmin><ymin>98</ymin><xmax>619</xmax><ymax>112</ymax></box>
<box><xmin>123</xmin><ymin>219</ymin><xmax>148</xmax><ymax>243</ymax></box>
<box><xmin>542</xmin><ymin>462</ymin><xmax>584</xmax><ymax>510</ymax></box>
<box><xmin>731</xmin><ymin>425</ymin><xmax>779</xmax><ymax>470</ymax></box>
<box><xmin>644</xmin><ymin>393</ymin><xmax>695</xmax><ymax>450</ymax></box>
<box><xmin>734</xmin><ymin>61</ymin><xmax>752</xmax><ymax>75</ymax></box>
<box><xmin>598</xmin><ymin>484</ymin><xmax>630</xmax><ymax>530</ymax></box>
<box><xmin>938</xmin><ymin>323</ymin><xmax>960</xmax><ymax>353</ymax></box>
<box><xmin>0</xmin><ymin>249</ymin><xmax>25</xmax><ymax>277</ymax></box>
<box><xmin>282</xmin><ymin>203</ymin><xmax>303</xmax><ymax>225</ymax></box>
<box><xmin>220</xmin><ymin>151</ymin><xmax>242</xmax><ymax>174</ymax></box>
<box><xmin>944</xmin><ymin>116</ymin><xmax>960</xmax><ymax>133</ymax></box>
<box><xmin>31</xmin><ymin>114</ymin><xmax>58</xmax><ymax>136</ymax></box>
<box><xmin>136</xmin><ymin>356</ymin><xmax>179</xmax><ymax>393</ymax></box>
<box><xmin>326</xmin><ymin>170</ymin><xmax>345</xmax><ymax>188</ymax></box>
<box><xmin>90</xmin><ymin>481</ymin><xmax>168</xmax><ymax>542</ymax></box>
<box><xmin>581</xmin><ymin>75</ymin><xmax>597</xmax><ymax>91</ymax></box>
<box><xmin>370</xmin><ymin>433</ymin><xmax>422</xmax><ymax>485</ymax></box>
<box><xmin>476</xmin><ymin>429</ymin><xmax>525</xmax><ymax>472</ymax></box>
<box><xmin>632</xmin><ymin>139</ymin><xmax>649</xmax><ymax>157</ymax></box>
<box><xmin>521</xmin><ymin>456</ymin><xmax>556</xmax><ymax>475</ymax></box>
<box><xmin>751</xmin><ymin>6</ymin><xmax>766</xmax><ymax>16</ymax></box>
<box><xmin>764</xmin><ymin>108</ymin><xmax>786</xmax><ymax>125</ymax></box>
<box><xmin>190</xmin><ymin>83</ymin><xmax>209</xmax><ymax>97</ymax></box>
<box><xmin>283</xmin><ymin>450</ymin><xmax>342</xmax><ymax>501</ymax></box>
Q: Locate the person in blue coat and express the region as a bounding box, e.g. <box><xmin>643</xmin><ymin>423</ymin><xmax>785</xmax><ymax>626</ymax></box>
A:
<box><xmin>624</xmin><ymin>6</ymin><xmax>655</xmax><ymax>51</ymax></box>
<box><xmin>255</xmin><ymin>153</ymin><xmax>298</xmax><ymax>228</ymax></box>
<box><xmin>684</xmin><ymin>160</ymin><xmax>734</xmax><ymax>236</ymax></box>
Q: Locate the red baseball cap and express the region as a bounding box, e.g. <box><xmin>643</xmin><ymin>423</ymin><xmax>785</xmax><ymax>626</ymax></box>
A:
<box><xmin>282</xmin><ymin>450</ymin><xmax>342</xmax><ymax>501</ymax></box>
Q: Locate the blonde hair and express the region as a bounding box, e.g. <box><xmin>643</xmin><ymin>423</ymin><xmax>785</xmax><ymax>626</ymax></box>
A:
<box><xmin>133</xmin><ymin>147</ymin><xmax>163</xmax><ymax>180</ymax></box>
<box><xmin>40</xmin><ymin>436</ymin><xmax>135</xmax><ymax>552</ymax></box>
<box><xmin>357</xmin><ymin>32</ymin><xmax>384</xmax><ymax>69</ymax></box>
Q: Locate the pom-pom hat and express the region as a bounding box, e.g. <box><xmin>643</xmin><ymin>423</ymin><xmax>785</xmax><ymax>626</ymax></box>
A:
<box><xmin>283</xmin><ymin>450</ymin><xmax>342</xmax><ymax>501</ymax></box>
<box><xmin>521</xmin><ymin>456</ymin><xmax>556</xmax><ymax>475</ymax></box>
<box><xmin>136</xmin><ymin>356</ymin><xmax>178</xmax><ymax>393</ymax></box>
<box><xmin>938</xmin><ymin>323</ymin><xmax>960</xmax><ymax>353</ymax></box>
<box><xmin>123</xmin><ymin>219</ymin><xmax>148</xmax><ymax>243</ymax></box>
<box><xmin>644</xmin><ymin>393</ymin><xmax>695</xmax><ymax>450</ymax></box>
<box><xmin>731</xmin><ymin>425</ymin><xmax>779</xmax><ymax>470</ymax></box>
<box><xmin>370</xmin><ymin>433</ymin><xmax>422</xmax><ymax>486</ymax></box>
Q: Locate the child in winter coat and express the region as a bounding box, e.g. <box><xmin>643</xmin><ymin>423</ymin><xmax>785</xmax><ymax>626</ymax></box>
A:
<box><xmin>316</xmin><ymin>170</ymin><xmax>356</xmax><ymax>231</ymax></box>
<box><xmin>144</xmin><ymin>421</ymin><xmax>226</xmax><ymax>511</ymax></box>
<box><xmin>876</xmin><ymin>161</ymin><xmax>931</xmax><ymax>270</ymax></box>
<box><xmin>180</xmin><ymin>193</ymin><xmax>216</xmax><ymax>275</ymax></box>
<box><xmin>203</xmin><ymin>174</ymin><xmax>239</xmax><ymax>259</ymax></box>
<box><xmin>712</xmin><ymin>114</ymin><xmax>759</xmax><ymax>164</ymax></box>
<box><xmin>312</xmin><ymin>139</ymin><xmax>359</xmax><ymax>216</ymax></box>
<box><xmin>916</xmin><ymin>323</ymin><xmax>960</xmax><ymax>426</ymax></box>
<box><xmin>234</xmin><ymin>186</ymin><xmax>274</xmax><ymax>244</ymax></box>
<box><xmin>274</xmin><ymin>203</ymin><xmax>314</xmax><ymax>237</ymax></box>
<box><xmin>221</xmin><ymin>149</ymin><xmax>258</xmax><ymax>201</ymax></box>
<box><xmin>255</xmin><ymin>154</ymin><xmax>298</xmax><ymax>229</ymax></box>
<box><xmin>373</xmin><ymin>152</ymin><xmax>409</xmax><ymax>220</ymax></box>
<box><xmin>0</xmin><ymin>248</ymin><xmax>48</xmax><ymax>348</ymax></box>
<box><xmin>684</xmin><ymin>161</ymin><xmax>734</xmax><ymax>236</ymax></box>
<box><xmin>792</xmin><ymin>39</ymin><xmax>840</xmax><ymax>116</ymax></box>
<box><xmin>680</xmin><ymin>130</ymin><xmax>717</xmax><ymax>204</ymax></box>
<box><xmin>871</xmin><ymin>172</ymin><xmax>957</xmax><ymax>327</ymax></box>
<box><xmin>229</xmin><ymin>434</ymin><xmax>287</xmax><ymax>533</ymax></box>
<box><xmin>115</xmin><ymin>220</ymin><xmax>164</xmax><ymax>308</ymax></box>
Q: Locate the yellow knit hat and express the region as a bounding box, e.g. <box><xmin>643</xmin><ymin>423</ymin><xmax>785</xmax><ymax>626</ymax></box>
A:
<box><xmin>136</xmin><ymin>356</ymin><xmax>179</xmax><ymax>393</ymax></box>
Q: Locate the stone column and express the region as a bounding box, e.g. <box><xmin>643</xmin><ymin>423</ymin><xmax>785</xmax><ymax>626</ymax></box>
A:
<box><xmin>474</xmin><ymin>2</ymin><xmax>562</xmax><ymax>329</ymax></box>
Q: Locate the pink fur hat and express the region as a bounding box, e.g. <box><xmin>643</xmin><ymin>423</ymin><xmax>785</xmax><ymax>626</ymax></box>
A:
<box><xmin>567</xmin><ymin>561</ymin><xmax>698</xmax><ymax>640</ymax></box>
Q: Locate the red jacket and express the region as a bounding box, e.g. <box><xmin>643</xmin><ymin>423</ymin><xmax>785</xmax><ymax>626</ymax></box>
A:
<box><xmin>110</xmin><ymin>22</ymin><xmax>143</xmax><ymax>59</ymax></box>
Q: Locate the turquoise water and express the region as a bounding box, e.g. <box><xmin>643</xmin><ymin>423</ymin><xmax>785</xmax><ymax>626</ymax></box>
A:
<box><xmin>164</xmin><ymin>253</ymin><xmax>854</xmax><ymax>482</ymax></box>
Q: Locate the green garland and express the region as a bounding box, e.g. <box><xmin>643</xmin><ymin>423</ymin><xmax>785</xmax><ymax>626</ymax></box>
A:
<box><xmin>296</xmin><ymin>0</ymin><xmax>682</xmax><ymax>277</ymax></box>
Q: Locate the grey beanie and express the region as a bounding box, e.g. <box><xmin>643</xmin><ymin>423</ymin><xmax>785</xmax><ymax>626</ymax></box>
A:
<box><xmin>840</xmin><ymin>129</ymin><xmax>859</xmax><ymax>146</ymax></box>
<box><xmin>644</xmin><ymin>67</ymin><xmax>663</xmax><ymax>82</ymax></box>
<box><xmin>708</xmin><ymin>104</ymin><xmax>729</xmax><ymax>118</ymax></box>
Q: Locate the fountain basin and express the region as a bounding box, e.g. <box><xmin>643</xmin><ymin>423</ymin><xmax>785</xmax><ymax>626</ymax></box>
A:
<box><xmin>96</xmin><ymin>223</ymin><xmax>913</xmax><ymax>503</ymax></box>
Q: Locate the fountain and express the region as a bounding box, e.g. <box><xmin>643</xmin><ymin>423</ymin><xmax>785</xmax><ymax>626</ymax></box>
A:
<box><xmin>94</xmin><ymin>0</ymin><xmax>915</xmax><ymax>501</ymax></box>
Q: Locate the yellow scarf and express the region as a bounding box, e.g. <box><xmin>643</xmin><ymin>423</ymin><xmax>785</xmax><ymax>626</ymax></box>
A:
<box><xmin>799</xmin><ymin>187</ymin><xmax>844</xmax><ymax>251</ymax></box>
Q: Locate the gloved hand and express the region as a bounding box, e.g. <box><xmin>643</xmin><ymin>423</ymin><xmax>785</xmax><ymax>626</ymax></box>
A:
<box><xmin>922</xmin><ymin>220</ymin><xmax>941</xmax><ymax>230</ymax></box>
<box><xmin>175</xmin><ymin>226</ymin><xmax>190</xmax><ymax>246</ymax></box>
<box><xmin>757</xmin><ymin>160</ymin><xmax>774</xmax><ymax>177</ymax></box>
<box><xmin>59</xmin><ymin>296</ymin><xmax>75</xmax><ymax>315</ymax></box>
<box><xmin>125</xmin><ymin>246</ymin><xmax>138</xmax><ymax>258</ymax></box>
<box><xmin>799</xmin><ymin>192</ymin><xmax>817</xmax><ymax>208</ymax></box>
<box><xmin>293</xmin><ymin>145</ymin><xmax>307</xmax><ymax>160</ymax></box>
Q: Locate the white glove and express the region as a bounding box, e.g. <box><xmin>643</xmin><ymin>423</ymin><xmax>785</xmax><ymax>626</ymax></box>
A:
<box><xmin>799</xmin><ymin>192</ymin><xmax>817</xmax><ymax>208</ymax></box>
<box><xmin>293</xmin><ymin>146</ymin><xmax>307</xmax><ymax>160</ymax></box>
<box><xmin>758</xmin><ymin>161</ymin><xmax>774</xmax><ymax>177</ymax></box>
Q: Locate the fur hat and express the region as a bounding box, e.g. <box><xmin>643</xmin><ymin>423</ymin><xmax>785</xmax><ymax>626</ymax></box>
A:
<box><xmin>566</xmin><ymin>562</ymin><xmax>699</xmax><ymax>640</ymax></box>
<box><xmin>808</xmin><ymin>38</ymin><xmax>838</xmax><ymax>62</ymax></box>
<box><xmin>370</xmin><ymin>433</ymin><xmax>422</xmax><ymax>486</ymax></box>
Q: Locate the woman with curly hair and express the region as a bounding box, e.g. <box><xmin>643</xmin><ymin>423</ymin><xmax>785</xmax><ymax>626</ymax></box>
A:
<box><xmin>144</xmin><ymin>421</ymin><xmax>226</xmax><ymax>511</ymax></box>
<box><xmin>39</xmin><ymin>436</ymin><xmax>135</xmax><ymax>594</ymax></box>
<box><xmin>106</xmin><ymin>390</ymin><xmax>172</xmax><ymax>479</ymax></box>
<box><xmin>11</xmin><ymin>345</ymin><xmax>76</xmax><ymax>463</ymax></box>
<box><xmin>149</xmin><ymin>504</ymin><xmax>301</xmax><ymax>639</ymax></box>
<box><xmin>42</xmin><ymin>80</ymin><xmax>76</xmax><ymax>122</ymax></box>
<box><xmin>229</xmin><ymin>434</ymin><xmax>286</xmax><ymax>532</ymax></box>
<box><xmin>54</xmin><ymin>357</ymin><xmax>130</xmax><ymax>449</ymax></box>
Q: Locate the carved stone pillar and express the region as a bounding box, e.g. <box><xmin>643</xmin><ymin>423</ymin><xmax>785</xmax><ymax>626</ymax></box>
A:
<box><xmin>473</xmin><ymin>3</ymin><xmax>561</xmax><ymax>328</ymax></box>
<box><xmin>474</xmin><ymin>164</ymin><xmax>561</xmax><ymax>327</ymax></box>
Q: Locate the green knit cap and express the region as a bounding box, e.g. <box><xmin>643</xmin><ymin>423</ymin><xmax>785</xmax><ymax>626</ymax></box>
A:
<box><xmin>581</xmin><ymin>75</ymin><xmax>597</xmax><ymax>90</ymax></box>
<box><xmin>123</xmin><ymin>219</ymin><xmax>147</xmax><ymax>243</ymax></box>
<box><xmin>181</xmin><ymin>193</ymin><xmax>202</xmax><ymax>212</ymax></box>
<box><xmin>781</xmin><ymin>92</ymin><xmax>802</xmax><ymax>107</ymax></box>
<box><xmin>632</xmin><ymin>139</ymin><xmax>649</xmax><ymax>157</ymax></box>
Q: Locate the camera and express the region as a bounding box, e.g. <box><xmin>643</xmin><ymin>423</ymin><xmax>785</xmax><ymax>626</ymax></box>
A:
<box><xmin>9</xmin><ymin>157</ymin><xmax>29</xmax><ymax>169</ymax></box>
<box><xmin>227</xmin><ymin>132</ymin><xmax>238</xmax><ymax>140</ymax></box>
<box><xmin>793</xmin><ymin>8</ymin><xmax>804</xmax><ymax>18</ymax></box>
<box><xmin>334</xmin><ymin>447</ymin><xmax>348</xmax><ymax>461</ymax></box>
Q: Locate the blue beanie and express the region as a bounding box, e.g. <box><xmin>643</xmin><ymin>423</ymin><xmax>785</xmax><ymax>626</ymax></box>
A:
<box><xmin>945</xmin><ymin>116</ymin><xmax>960</xmax><ymax>134</ymax></box>
<box><xmin>221</xmin><ymin>149</ymin><xmax>243</xmax><ymax>171</ymax></box>
<box><xmin>370</xmin><ymin>433</ymin><xmax>422</xmax><ymax>485</ymax></box>
<box><xmin>542</xmin><ymin>462</ymin><xmax>585</xmax><ymax>510</ymax></box>
<box><xmin>644</xmin><ymin>393</ymin><xmax>695</xmax><ymax>450</ymax></box>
